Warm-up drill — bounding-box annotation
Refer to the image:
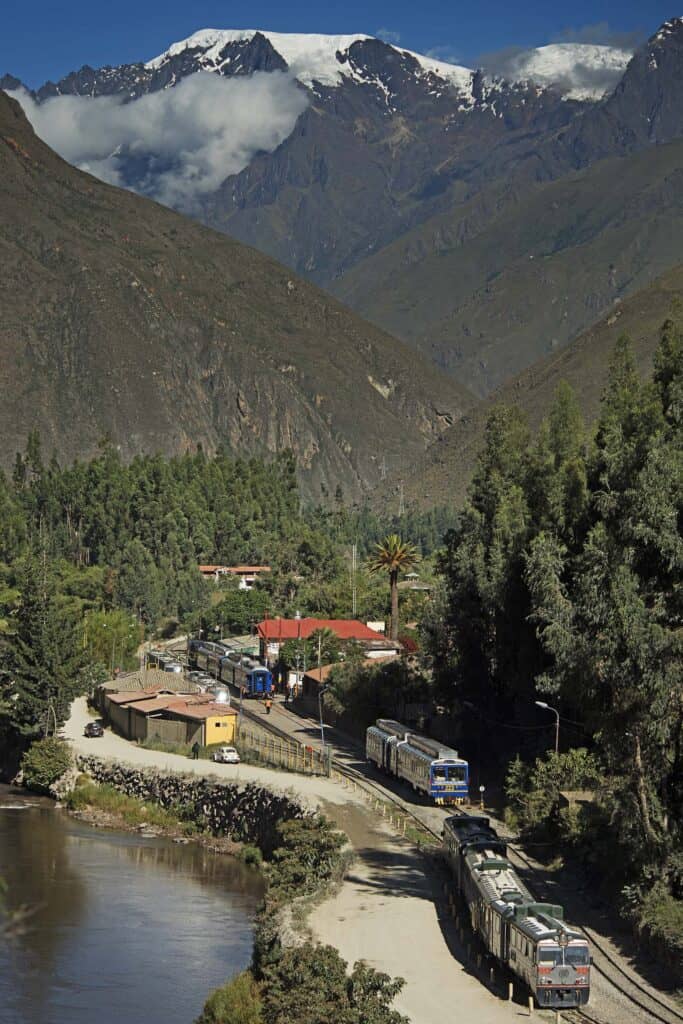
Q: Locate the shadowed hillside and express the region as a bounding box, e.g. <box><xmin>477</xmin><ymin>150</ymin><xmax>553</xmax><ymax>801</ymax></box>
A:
<box><xmin>0</xmin><ymin>90</ymin><xmax>472</xmax><ymax>498</ymax></box>
<box><xmin>395</xmin><ymin>265</ymin><xmax>683</xmax><ymax>508</ymax></box>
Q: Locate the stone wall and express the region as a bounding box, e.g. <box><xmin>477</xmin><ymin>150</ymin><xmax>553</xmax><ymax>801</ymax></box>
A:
<box><xmin>76</xmin><ymin>756</ymin><xmax>307</xmax><ymax>856</ymax></box>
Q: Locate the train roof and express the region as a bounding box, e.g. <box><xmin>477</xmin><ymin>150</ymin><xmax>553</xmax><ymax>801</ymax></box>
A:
<box><xmin>443</xmin><ymin>815</ymin><xmax>498</xmax><ymax>846</ymax></box>
<box><xmin>374</xmin><ymin>719</ymin><xmax>411</xmax><ymax>738</ymax></box>
<box><xmin>512</xmin><ymin>909</ymin><xmax>584</xmax><ymax>943</ymax></box>
<box><xmin>465</xmin><ymin>846</ymin><xmax>533</xmax><ymax>907</ymax></box>
<box><xmin>406</xmin><ymin>732</ymin><xmax>462</xmax><ymax>760</ymax></box>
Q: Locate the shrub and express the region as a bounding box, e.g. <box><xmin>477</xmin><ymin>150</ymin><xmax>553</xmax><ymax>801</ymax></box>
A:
<box><xmin>504</xmin><ymin>748</ymin><xmax>603</xmax><ymax>836</ymax></box>
<box><xmin>261</xmin><ymin>943</ymin><xmax>408</xmax><ymax>1024</ymax></box>
<box><xmin>631</xmin><ymin>883</ymin><xmax>683</xmax><ymax>979</ymax></box>
<box><xmin>270</xmin><ymin>816</ymin><xmax>346</xmax><ymax>900</ymax></box>
<box><xmin>240</xmin><ymin>845</ymin><xmax>263</xmax><ymax>868</ymax></box>
<box><xmin>196</xmin><ymin>971</ymin><xmax>263</xmax><ymax>1024</ymax></box>
<box><xmin>21</xmin><ymin>737</ymin><xmax>73</xmax><ymax>793</ymax></box>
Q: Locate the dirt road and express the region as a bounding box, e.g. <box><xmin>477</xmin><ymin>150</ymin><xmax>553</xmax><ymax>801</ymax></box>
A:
<box><xmin>64</xmin><ymin>699</ymin><xmax>522</xmax><ymax>1023</ymax></box>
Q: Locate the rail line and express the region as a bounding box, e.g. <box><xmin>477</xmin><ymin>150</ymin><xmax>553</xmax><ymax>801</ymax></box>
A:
<box><xmin>186</xmin><ymin>685</ymin><xmax>682</xmax><ymax>1024</ymax></box>
<box><xmin>329</xmin><ymin>753</ymin><xmax>683</xmax><ymax>1024</ymax></box>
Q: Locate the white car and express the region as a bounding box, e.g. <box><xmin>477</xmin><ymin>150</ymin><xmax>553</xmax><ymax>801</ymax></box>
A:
<box><xmin>212</xmin><ymin>746</ymin><xmax>240</xmax><ymax>765</ymax></box>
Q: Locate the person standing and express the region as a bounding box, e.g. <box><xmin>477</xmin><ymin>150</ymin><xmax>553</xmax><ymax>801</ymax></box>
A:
<box><xmin>264</xmin><ymin>697</ymin><xmax>273</xmax><ymax>715</ymax></box>
<box><xmin>191</xmin><ymin>740</ymin><xmax>200</xmax><ymax>760</ymax></box>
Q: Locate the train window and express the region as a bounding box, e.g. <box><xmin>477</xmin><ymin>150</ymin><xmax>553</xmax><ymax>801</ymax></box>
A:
<box><xmin>538</xmin><ymin>946</ymin><xmax>563</xmax><ymax>966</ymax></box>
<box><xmin>565</xmin><ymin>946</ymin><xmax>590</xmax><ymax>966</ymax></box>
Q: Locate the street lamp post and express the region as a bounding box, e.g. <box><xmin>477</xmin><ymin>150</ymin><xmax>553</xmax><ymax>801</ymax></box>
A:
<box><xmin>535</xmin><ymin>700</ymin><xmax>560</xmax><ymax>755</ymax></box>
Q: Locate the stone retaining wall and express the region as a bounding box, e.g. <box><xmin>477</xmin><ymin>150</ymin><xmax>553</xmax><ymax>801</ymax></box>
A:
<box><xmin>76</xmin><ymin>756</ymin><xmax>306</xmax><ymax>856</ymax></box>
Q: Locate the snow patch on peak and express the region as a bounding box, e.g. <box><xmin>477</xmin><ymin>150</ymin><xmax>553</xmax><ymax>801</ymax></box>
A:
<box><xmin>507</xmin><ymin>44</ymin><xmax>632</xmax><ymax>100</ymax></box>
<box><xmin>146</xmin><ymin>29</ymin><xmax>373</xmax><ymax>86</ymax></box>
<box><xmin>654</xmin><ymin>18</ymin><xmax>683</xmax><ymax>42</ymax></box>
<box><xmin>146</xmin><ymin>28</ymin><xmax>474</xmax><ymax>94</ymax></box>
<box><xmin>399</xmin><ymin>48</ymin><xmax>474</xmax><ymax>94</ymax></box>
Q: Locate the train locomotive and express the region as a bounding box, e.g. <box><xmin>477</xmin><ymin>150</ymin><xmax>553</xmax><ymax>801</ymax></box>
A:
<box><xmin>443</xmin><ymin>815</ymin><xmax>591</xmax><ymax>1009</ymax></box>
<box><xmin>366</xmin><ymin>719</ymin><xmax>469</xmax><ymax>804</ymax></box>
<box><xmin>187</xmin><ymin>639</ymin><xmax>273</xmax><ymax>698</ymax></box>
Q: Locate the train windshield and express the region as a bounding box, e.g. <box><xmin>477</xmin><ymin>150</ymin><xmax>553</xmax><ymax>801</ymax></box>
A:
<box><xmin>432</xmin><ymin>765</ymin><xmax>467</xmax><ymax>782</ymax></box>
<box><xmin>538</xmin><ymin>945</ymin><xmax>589</xmax><ymax>967</ymax></box>
<box><xmin>566</xmin><ymin>946</ymin><xmax>590</xmax><ymax>966</ymax></box>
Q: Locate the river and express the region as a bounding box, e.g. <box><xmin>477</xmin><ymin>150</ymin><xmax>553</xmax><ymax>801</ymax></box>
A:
<box><xmin>0</xmin><ymin>785</ymin><xmax>264</xmax><ymax>1024</ymax></box>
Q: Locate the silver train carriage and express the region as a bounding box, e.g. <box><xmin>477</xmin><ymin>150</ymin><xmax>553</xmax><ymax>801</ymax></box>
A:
<box><xmin>366</xmin><ymin>719</ymin><xmax>469</xmax><ymax>804</ymax></box>
<box><xmin>443</xmin><ymin>815</ymin><xmax>590</xmax><ymax>1009</ymax></box>
<box><xmin>188</xmin><ymin>639</ymin><xmax>272</xmax><ymax>697</ymax></box>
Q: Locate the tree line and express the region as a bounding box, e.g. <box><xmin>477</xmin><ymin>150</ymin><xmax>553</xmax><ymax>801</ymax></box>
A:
<box><xmin>427</xmin><ymin>323</ymin><xmax>681</xmax><ymax>910</ymax></box>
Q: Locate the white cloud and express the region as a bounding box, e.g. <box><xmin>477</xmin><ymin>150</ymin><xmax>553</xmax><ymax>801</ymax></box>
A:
<box><xmin>376</xmin><ymin>27</ymin><xmax>401</xmax><ymax>45</ymax></box>
<box><xmin>10</xmin><ymin>71</ymin><xmax>308</xmax><ymax>210</ymax></box>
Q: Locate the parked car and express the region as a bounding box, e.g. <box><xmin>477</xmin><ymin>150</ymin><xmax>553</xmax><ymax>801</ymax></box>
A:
<box><xmin>212</xmin><ymin>746</ymin><xmax>240</xmax><ymax>765</ymax></box>
<box><xmin>84</xmin><ymin>721</ymin><xmax>104</xmax><ymax>738</ymax></box>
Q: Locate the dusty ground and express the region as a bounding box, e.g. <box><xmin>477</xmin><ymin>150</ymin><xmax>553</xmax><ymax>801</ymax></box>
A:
<box><xmin>63</xmin><ymin>698</ymin><xmax>364</xmax><ymax>811</ymax></box>
<box><xmin>310</xmin><ymin>800</ymin><xmax>525</xmax><ymax>1024</ymax></box>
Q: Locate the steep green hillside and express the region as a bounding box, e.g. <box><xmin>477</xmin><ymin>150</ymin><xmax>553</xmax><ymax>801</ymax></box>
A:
<box><xmin>397</xmin><ymin>265</ymin><xmax>683</xmax><ymax>508</ymax></box>
<box><xmin>0</xmin><ymin>90</ymin><xmax>472</xmax><ymax>498</ymax></box>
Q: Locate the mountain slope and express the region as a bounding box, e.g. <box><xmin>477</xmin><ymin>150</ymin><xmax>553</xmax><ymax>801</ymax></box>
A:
<box><xmin>0</xmin><ymin>90</ymin><xmax>471</xmax><ymax>497</ymax></box>
<box><xmin>3</xmin><ymin>31</ymin><xmax>608</xmax><ymax>288</ymax></box>
<box><xmin>397</xmin><ymin>264</ymin><xmax>683</xmax><ymax>508</ymax></box>
<box><xmin>333</xmin><ymin>139</ymin><xmax>683</xmax><ymax>394</ymax></box>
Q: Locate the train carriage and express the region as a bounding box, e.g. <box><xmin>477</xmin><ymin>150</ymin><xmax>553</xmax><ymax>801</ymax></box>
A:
<box><xmin>442</xmin><ymin>815</ymin><xmax>590</xmax><ymax>1009</ymax></box>
<box><xmin>187</xmin><ymin>639</ymin><xmax>272</xmax><ymax>698</ymax></box>
<box><xmin>365</xmin><ymin>719</ymin><xmax>469</xmax><ymax>804</ymax></box>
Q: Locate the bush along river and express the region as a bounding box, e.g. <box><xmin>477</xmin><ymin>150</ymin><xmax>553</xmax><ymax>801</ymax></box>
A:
<box><xmin>0</xmin><ymin>784</ymin><xmax>265</xmax><ymax>1024</ymax></box>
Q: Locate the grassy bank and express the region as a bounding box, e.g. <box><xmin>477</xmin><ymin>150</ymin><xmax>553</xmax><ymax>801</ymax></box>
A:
<box><xmin>66</xmin><ymin>777</ymin><xmax>201</xmax><ymax>836</ymax></box>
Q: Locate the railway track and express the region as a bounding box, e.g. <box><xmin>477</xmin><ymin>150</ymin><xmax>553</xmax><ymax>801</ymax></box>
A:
<box><xmin>187</xmin><ymin>689</ymin><xmax>682</xmax><ymax>1024</ymax></box>
<box><xmin>329</xmin><ymin>754</ymin><xmax>683</xmax><ymax>1024</ymax></box>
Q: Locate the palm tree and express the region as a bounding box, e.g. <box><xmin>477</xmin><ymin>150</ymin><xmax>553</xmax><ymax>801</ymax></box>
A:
<box><xmin>367</xmin><ymin>535</ymin><xmax>418</xmax><ymax>642</ymax></box>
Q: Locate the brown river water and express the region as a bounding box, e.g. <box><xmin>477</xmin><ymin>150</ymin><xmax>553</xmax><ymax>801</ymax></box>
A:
<box><xmin>0</xmin><ymin>785</ymin><xmax>264</xmax><ymax>1024</ymax></box>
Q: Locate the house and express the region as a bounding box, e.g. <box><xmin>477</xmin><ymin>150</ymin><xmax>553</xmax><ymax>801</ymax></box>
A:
<box><xmin>257</xmin><ymin>617</ymin><xmax>401</xmax><ymax>664</ymax></box>
<box><xmin>198</xmin><ymin>564</ymin><xmax>271</xmax><ymax>589</ymax></box>
<box><xmin>102</xmin><ymin>687</ymin><xmax>237</xmax><ymax>746</ymax></box>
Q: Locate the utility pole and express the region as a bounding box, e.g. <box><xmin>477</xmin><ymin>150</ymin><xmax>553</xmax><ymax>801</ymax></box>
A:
<box><xmin>398</xmin><ymin>479</ymin><xmax>405</xmax><ymax>517</ymax></box>
<box><xmin>380</xmin><ymin>455</ymin><xmax>387</xmax><ymax>481</ymax></box>
<box><xmin>351</xmin><ymin>543</ymin><xmax>357</xmax><ymax>618</ymax></box>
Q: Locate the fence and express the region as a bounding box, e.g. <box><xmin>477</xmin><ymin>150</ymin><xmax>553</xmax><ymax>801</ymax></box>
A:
<box><xmin>236</xmin><ymin>721</ymin><xmax>331</xmax><ymax>776</ymax></box>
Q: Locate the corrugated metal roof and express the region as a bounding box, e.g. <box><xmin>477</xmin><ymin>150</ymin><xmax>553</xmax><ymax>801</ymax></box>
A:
<box><xmin>167</xmin><ymin>701</ymin><xmax>237</xmax><ymax>720</ymax></box>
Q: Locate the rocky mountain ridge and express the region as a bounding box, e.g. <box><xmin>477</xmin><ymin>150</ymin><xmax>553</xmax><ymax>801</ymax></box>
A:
<box><xmin>0</xmin><ymin>89</ymin><xmax>470</xmax><ymax>498</ymax></box>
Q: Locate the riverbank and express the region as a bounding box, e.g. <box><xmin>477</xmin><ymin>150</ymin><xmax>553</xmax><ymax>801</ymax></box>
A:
<box><xmin>0</xmin><ymin>785</ymin><xmax>262</xmax><ymax>1024</ymax></box>
<box><xmin>60</xmin><ymin>704</ymin><xmax>530</xmax><ymax>1024</ymax></box>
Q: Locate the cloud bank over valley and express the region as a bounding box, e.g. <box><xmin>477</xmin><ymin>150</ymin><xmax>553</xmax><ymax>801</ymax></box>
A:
<box><xmin>11</xmin><ymin>71</ymin><xmax>308</xmax><ymax>209</ymax></box>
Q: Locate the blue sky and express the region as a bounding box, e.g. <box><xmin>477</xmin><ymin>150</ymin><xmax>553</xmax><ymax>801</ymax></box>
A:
<box><xmin>2</xmin><ymin>1</ymin><xmax>672</xmax><ymax>87</ymax></box>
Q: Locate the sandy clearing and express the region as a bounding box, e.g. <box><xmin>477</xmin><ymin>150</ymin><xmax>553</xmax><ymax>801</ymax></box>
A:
<box><xmin>311</xmin><ymin>801</ymin><xmax>521</xmax><ymax>1024</ymax></box>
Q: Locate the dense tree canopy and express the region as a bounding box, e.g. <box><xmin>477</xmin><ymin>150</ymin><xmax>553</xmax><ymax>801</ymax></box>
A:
<box><xmin>429</xmin><ymin>324</ymin><xmax>682</xmax><ymax>899</ymax></box>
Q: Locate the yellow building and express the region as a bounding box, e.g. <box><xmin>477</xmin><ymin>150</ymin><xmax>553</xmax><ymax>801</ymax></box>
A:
<box><xmin>103</xmin><ymin>689</ymin><xmax>237</xmax><ymax>747</ymax></box>
<box><xmin>170</xmin><ymin>702</ymin><xmax>237</xmax><ymax>746</ymax></box>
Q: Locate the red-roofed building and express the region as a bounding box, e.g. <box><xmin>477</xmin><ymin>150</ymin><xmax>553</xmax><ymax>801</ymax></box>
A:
<box><xmin>257</xmin><ymin>618</ymin><xmax>401</xmax><ymax>663</ymax></box>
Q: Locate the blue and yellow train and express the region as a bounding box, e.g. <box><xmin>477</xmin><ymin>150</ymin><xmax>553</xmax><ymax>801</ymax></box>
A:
<box><xmin>366</xmin><ymin>718</ymin><xmax>469</xmax><ymax>804</ymax></box>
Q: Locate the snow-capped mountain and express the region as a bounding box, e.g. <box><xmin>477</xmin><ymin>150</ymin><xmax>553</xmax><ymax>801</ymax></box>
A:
<box><xmin>144</xmin><ymin>28</ymin><xmax>625</xmax><ymax>101</ymax></box>
<box><xmin>502</xmin><ymin>43</ymin><xmax>632</xmax><ymax>100</ymax></box>
<box><xmin>145</xmin><ymin>28</ymin><xmax>472</xmax><ymax>94</ymax></box>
